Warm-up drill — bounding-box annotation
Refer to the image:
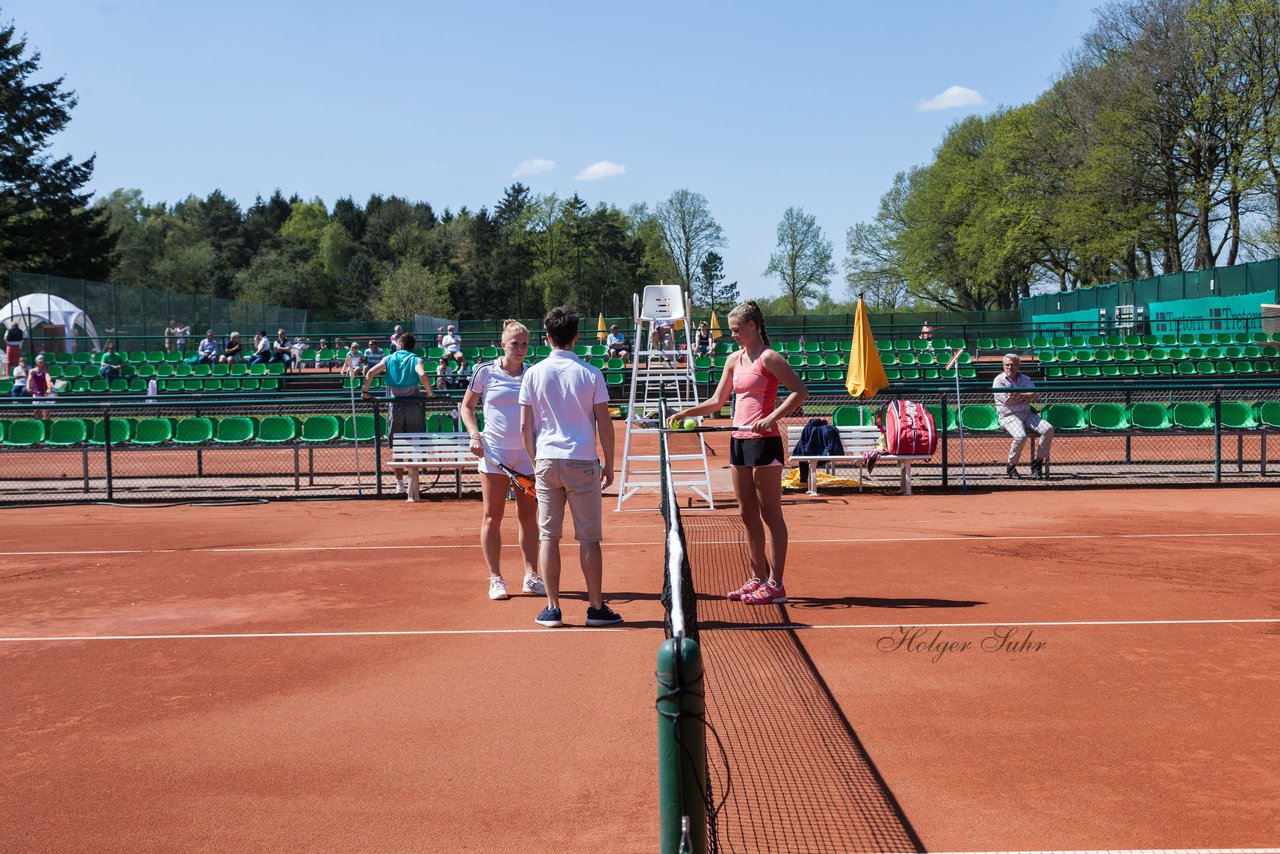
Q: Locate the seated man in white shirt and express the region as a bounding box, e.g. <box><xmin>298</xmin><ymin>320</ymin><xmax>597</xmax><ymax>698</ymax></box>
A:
<box><xmin>993</xmin><ymin>353</ymin><xmax>1054</xmax><ymax>479</ymax></box>
<box><xmin>438</xmin><ymin>324</ymin><xmax>467</xmax><ymax>381</ymax></box>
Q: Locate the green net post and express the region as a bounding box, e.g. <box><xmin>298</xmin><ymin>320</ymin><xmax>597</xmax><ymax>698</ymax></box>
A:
<box><xmin>657</xmin><ymin>635</ymin><xmax>707</xmax><ymax>854</ymax></box>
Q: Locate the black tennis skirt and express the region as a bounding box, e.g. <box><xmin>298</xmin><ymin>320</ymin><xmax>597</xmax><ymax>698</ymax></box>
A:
<box><xmin>729</xmin><ymin>435</ymin><xmax>785</xmax><ymax>467</ymax></box>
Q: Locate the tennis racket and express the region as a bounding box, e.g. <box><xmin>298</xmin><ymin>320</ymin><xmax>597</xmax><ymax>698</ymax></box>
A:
<box><xmin>658</xmin><ymin>423</ymin><xmax>739</xmax><ymax>434</ymax></box>
<box><xmin>495</xmin><ymin>460</ymin><xmax>536</xmax><ymax>496</ymax></box>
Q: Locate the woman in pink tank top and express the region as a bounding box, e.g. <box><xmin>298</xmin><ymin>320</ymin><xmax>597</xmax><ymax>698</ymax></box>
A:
<box><xmin>671</xmin><ymin>300</ymin><xmax>808</xmax><ymax>605</ymax></box>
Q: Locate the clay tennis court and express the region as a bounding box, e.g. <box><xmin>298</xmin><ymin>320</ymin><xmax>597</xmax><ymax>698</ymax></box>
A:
<box><xmin>3</xmin><ymin>474</ymin><xmax>1278</xmax><ymax>851</ymax></box>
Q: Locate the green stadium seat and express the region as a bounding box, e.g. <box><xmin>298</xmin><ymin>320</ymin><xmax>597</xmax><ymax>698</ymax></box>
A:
<box><xmin>1155</xmin><ymin>363</ymin><xmax>1174</xmax><ymax>376</ymax></box>
<box><xmin>880</xmin><ymin>353</ymin><xmax>896</xmax><ymax>367</ymax></box>
<box><xmin>1139</xmin><ymin>363</ymin><xmax>1159</xmax><ymax>377</ymax></box>
<box><xmin>947</xmin><ymin>338</ymin><xmax>965</xmax><ymax>350</ymax></box>
<box><xmin>1195</xmin><ymin>361</ymin><xmax>1215</xmax><ymax>375</ymax></box>
<box><xmin>960</xmin><ymin>405</ymin><xmax>1000</xmax><ymax>432</ymax></box>
<box><xmin>1258</xmin><ymin>401</ymin><xmax>1280</xmax><ymax>429</ymax></box>
<box><xmin>1196</xmin><ymin>333</ymin><xmax>1214</xmax><ymax>345</ymax></box>
<box><xmin>1205</xmin><ymin>347</ymin><xmax>1223</xmax><ymax>360</ymax></box>
<box><xmin>228</xmin><ymin>363</ymin><xmax>247</xmax><ymax>376</ymax></box>
<box><xmin>1012</xmin><ymin>336</ymin><xmax>1030</xmax><ymax>350</ymax></box>
<box><xmin>1178</xmin><ymin>333</ymin><xmax>1196</xmax><ymax>345</ymax></box>
<box><xmin>1130</xmin><ymin>402</ymin><xmax>1171</xmax><ymax>430</ymax></box>
<box><xmin>109</xmin><ymin>379</ymin><xmax>128</xmax><ymax>393</ymax></box>
<box><xmin>44</xmin><ymin>419</ymin><xmax>88</xmax><ymax>446</ymax></box>
<box><xmin>921</xmin><ymin>368</ymin><xmax>939</xmax><ymax>381</ymax></box>
<box><xmin>211</xmin><ymin>363</ymin><xmax>229</xmax><ymax>376</ymax></box>
<box><xmin>181</xmin><ymin>378</ymin><xmax>202</xmax><ymax>392</ymax></box>
<box><xmin>259</xmin><ymin>378</ymin><xmax>278</xmax><ymax>391</ymax></box>
<box><xmin>88</xmin><ymin>418</ymin><xmax>132</xmax><ymax>445</ymax></box>
<box><xmin>1216</xmin><ymin>362</ymin><xmax>1235</xmax><ymax>375</ymax></box>
<box><xmin>61</xmin><ymin>365</ymin><xmax>81</xmax><ymax>379</ymax></box>
<box><xmin>958</xmin><ymin>366</ymin><xmax>977</xmax><ymax>380</ymax></box>
<box><xmin>1130</xmin><ymin>348</ymin><xmax>1149</xmax><ymax>361</ymax></box>
<box><xmin>826</xmin><ymin>353</ymin><xmax>844</xmax><ymax>367</ymax></box>
<box><xmin>806</xmin><ymin>369</ymin><xmax>827</xmax><ymax>382</ymax></box>
<box><xmin>1124</xmin><ymin>335</ymin><xmax>1142</xmax><ymax>347</ymax></box>
<box><xmin>73</xmin><ymin>352</ymin><xmax>91</xmax><ymax>364</ymax></box>
<box><xmin>155</xmin><ymin>363</ymin><xmax>174</xmax><ymax>377</ymax></box>
<box><xmin>1056</xmin><ymin>350</ymin><xmax>1075</xmax><ymax>364</ymax></box>
<box><xmin>976</xmin><ymin>337</ymin><xmax>994</xmax><ymax>351</ymax></box>
<box><xmin>1112</xmin><ymin>349</ymin><xmax>1131</xmax><ymax>362</ymax></box>
<box><xmin>899</xmin><ymin>368</ymin><xmax>920</xmax><ymax>381</ymax></box>
<box><xmin>300</xmin><ymin>415</ymin><xmax>340</xmax><ymax>442</ymax></box>
<box><xmin>1086</xmin><ymin>335</ymin><xmax>1103</xmax><ymax>347</ymax></box>
<box><xmin>1252</xmin><ymin>332</ymin><xmax>1271</xmax><ymax>343</ymax></box>
<box><xmin>128</xmin><ymin>379</ymin><xmax>147</xmax><ymax>392</ymax></box>
<box><xmin>1044</xmin><ymin>366</ymin><xmax>1063</xmax><ymax>379</ymax></box>
<box><xmin>1141</xmin><ymin>335</ymin><xmax>1159</xmax><ymax>347</ymax></box>
<box><xmin>267</xmin><ymin>362</ymin><xmax>286</xmax><ymax>376</ymax></box>
<box><xmin>1051</xmin><ymin>335</ymin><xmax>1068</xmax><ymax>348</ymax></box>
<box><xmin>213</xmin><ymin>416</ymin><xmax>255</xmax><ymax>444</ymax></box>
<box><xmin>174</xmin><ymin>363</ymin><xmax>193</xmax><ymax>377</ymax></box>
<box><xmin>832</xmin><ymin>405</ymin><xmax>868</xmax><ymax>427</ymax></box>
<box><xmin>1219</xmin><ymin>401</ymin><xmax>1257</xmax><ymax>429</ymax></box>
<box><xmin>1119</xmin><ymin>363</ymin><xmax>1139</xmax><ymax>376</ymax></box>
<box><xmin>240</xmin><ymin>378</ymin><xmax>260</xmax><ymax>391</ymax></box>
<box><xmin>884</xmin><ymin>368</ymin><xmax>900</xmax><ymax>381</ymax></box>
<box><xmin>1214</xmin><ymin>333</ymin><xmax>1233</xmax><ymax>345</ymax></box>
<box><xmin>1040</xmin><ymin>403</ymin><xmax>1086</xmax><ymax>430</ymax></box>
<box><xmin>1100</xmin><ymin>364</ymin><xmax>1120</xmax><ymax>377</ymax></box>
<box><xmin>916</xmin><ymin>352</ymin><xmax>935</xmax><ymax>366</ymax></box>
<box><xmin>248</xmin><ymin>362</ymin><xmax>267</xmax><ymax>376</ymax></box>
<box><xmin>1031</xmin><ymin>335</ymin><xmax>1049</xmax><ymax>349</ymax></box>
<box><xmin>995</xmin><ymin>336</ymin><xmax>1013</xmax><ymax>350</ymax></box>
<box><xmin>1176</xmin><ymin>362</ymin><xmax>1196</xmax><ymax>375</ymax></box>
<box><xmin>1232</xmin><ymin>333</ymin><xmax>1251</xmax><ymax>344</ymax></box>
<box><xmin>1081</xmin><ymin>364</ymin><xmax>1101</xmax><ymax>377</ymax></box>
<box><xmin>1076</xmin><ymin>349</ymin><xmax>1094</xmax><ymax>363</ymax></box>
<box><xmin>0</xmin><ymin>379</ymin><xmax>11</xmax><ymax>395</ymax></box>
<box><xmin>164</xmin><ymin>351</ymin><xmax>182</xmax><ymax>363</ymax></box>
<box><xmin>1036</xmin><ymin>350</ymin><xmax>1055</xmax><ymax>364</ymax></box>
<box><xmin>1088</xmin><ymin>403</ymin><xmax>1130</xmax><ymax>430</ymax></box>
<box><xmin>1172</xmin><ymin>402</ymin><xmax>1213</xmax><ymax>429</ymax></box>
<box><xmin>131</xmin><ymin>417</ymin><xmax>174</xmax><ymax>445</ymax></box>
<box><xmin>876</xmin><ymin>340</ymin><xmax>891</xmax><ymax>352</ymax></box>
<box><xmin>90</xmin><ymin>378</ymin><xmax>109</xmax><ymax>393</ymax></box>
<box><xmin>192</xmin><ymin>364</ymin><xmax>211</xmax><ymax>377</ymax></box>
<box><xmin>172</xmin><ymin>418</ymin><xmax>214</xmax><ymax>444</ymax></box>
<box><xmin>892</xmin><ymin>339</ymin><xmax>912</xmax><ymax>352</ymax></box>
<box><xmin>1166</xmin><ymin>347</ymin><xmax>1185</xmax><ymax>360</ymax></box>
<box><xmin>926</xmin><ymin>404</ymin><xmax>958</xmax><ymax>431</ymax></box>
<box><xmin>257</xmin><ymin>416</ymin><xmax>298</xmax><ymax>443</ymax></box>
<box><xmin>1094</xmin><ymin>349</ymin><xmax>1112</xmax><ymax>362</ymax></box>
<box><xmin>1260</xmin><ymin>360</ymin><xmax>1276</xmax><ymax>373</ymax></box>
<box><xmin>1224</xmin><ymin>346</ymin><xmax>1242</xmax><ymax>360</ymax></box>
<box><xmin>341</xmin><ymin>414</ymin><xmax>377</xmax><ymax>442</ymax></box>
<box><xmin>897</xmin><ymin>353</ymin><xmax>916</xmax><ymax>366</ymax></box>
<box><xmin>135</xmin><ymin>364</ymin><xmax>156</xmax><ymax>378</ymax></box>
<box><xmin>1234</xmin><ymin>361</ymin><xmax>1254</xmax><ymax>374</ymax></box>
<box><xmin>219</xmin><ymin>378</ymin><xmax>241</xmax><ymax>391</ymax></box>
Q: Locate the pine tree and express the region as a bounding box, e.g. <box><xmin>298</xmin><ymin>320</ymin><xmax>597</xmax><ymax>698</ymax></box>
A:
<box><xmin>0</xmin><ymin>20</ymin><xmax>116</xmax><ymax>283</ymax></box>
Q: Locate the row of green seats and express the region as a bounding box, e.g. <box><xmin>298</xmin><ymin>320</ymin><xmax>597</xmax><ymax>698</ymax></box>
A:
<box><xmin>988</xmin><ymin>332</ymin><xmax>1280</xmax><ymax>351</ymax></box>
<box><xmin>0</xmin><ymin>377</ymin><xmax>283</xmax><ymax>395</ymax></box>
<box><xmin>880</xmin><ymin>351</ymin><xmax>972</xmax><ymax>367</ymax></box>
<box><xmin>1043</xmin><ymin>361</ymin><xmax>1275</xmax><ymax>379</ymax></box>
<box><xmin>43</xmin><ymin>361</ymin><xmax>288</xmax><ymax>379</ymax></box>
<box><xmin>957</xmin><ymin>400</ymin><xmax>1280</xmax><ymax>432</ymax></box>
<box><xmin>831</xmin><ymin>404</ymin><xmax>960</xmax><ymax>431</ymax></box>
<box><xmin>886</xmin><ymin>366</ymin><xmax>978</xmax><ymax>382</ymax></box>
<box><xmin>0</xmin><ymin>413</ymin><xmax>385</xmax><ymax>448</ymax></box>
<box><xmin>876</xmin><ymin>338</ymin><xmax>965</xmax><ymax>353</ymax></box>
<box><xmin>1038</xmin><ymin>345</ymin><xmax>1280</xmax><ymax>363</ymax></box>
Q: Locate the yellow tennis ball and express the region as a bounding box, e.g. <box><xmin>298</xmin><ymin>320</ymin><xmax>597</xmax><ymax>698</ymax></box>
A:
<box><xmin>682</xmin><ymin>418</ymin><xmax>697</xmax><ymax>430</ymax></box>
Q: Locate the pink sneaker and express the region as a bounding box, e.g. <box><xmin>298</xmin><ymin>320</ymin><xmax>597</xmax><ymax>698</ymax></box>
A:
<box><xmin>727</xmin><ymin>577</ymin><xmax>764</xmax><ymax>601</ymax></box>
<box><xmin>742</xmin><ymin>580</ymin><xmax>787</xmax><ymax>605</ymax></box>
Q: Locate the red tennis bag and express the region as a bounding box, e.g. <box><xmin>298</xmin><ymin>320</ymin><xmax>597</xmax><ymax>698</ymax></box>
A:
<box><xmin>878</xmin><ymin>399</ymin><xmax>937</xmax><ymax>456</ymax></box>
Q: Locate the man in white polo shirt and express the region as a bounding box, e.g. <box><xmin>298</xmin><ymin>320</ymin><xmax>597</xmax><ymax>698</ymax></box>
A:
<box><xmin>520</xmin><ymin>306</ymin><xmax>620</xmax><ymax>628</ymax></box>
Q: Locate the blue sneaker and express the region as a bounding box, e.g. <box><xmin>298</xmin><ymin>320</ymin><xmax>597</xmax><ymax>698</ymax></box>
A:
<box><xmin>535</xmin><ymin>606</ymin><xmax>563</xmax><ymax>627</ymax></box>
<box><xmin>585</xmin><ymin>604</ymin><xmax>623</xmax><ymax>626</ymax></box>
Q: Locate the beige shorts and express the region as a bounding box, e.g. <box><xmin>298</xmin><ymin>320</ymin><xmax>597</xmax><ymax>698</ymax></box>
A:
<box><xmin>535</xmin><ymin>458</ymin><xmax>603</xmax><ymax>543</ymax></box>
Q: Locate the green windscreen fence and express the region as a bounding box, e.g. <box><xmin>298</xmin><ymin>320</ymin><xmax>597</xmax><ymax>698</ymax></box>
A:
<box><xmin>1030</xmin><ymin>308</ymin><xmax>1099</xmax><ymax>330</ymax></box>
<box><xmin>8</xmin><ymin>272</ymin><xmax>309</xmax><ymax>351</ymax></box>
<box><xmin>1022</xmin><ymin>258</ymin><xmax>1280</xmax><ymax>326</ymax></box>
<box><xmin>1149</xmin><ymin>290</ymin><xmax>1278</xmax><ymax>335</ymax></box>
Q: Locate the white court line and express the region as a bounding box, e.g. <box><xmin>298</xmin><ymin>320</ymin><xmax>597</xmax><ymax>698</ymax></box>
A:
<box><xmin>1</xmin><ymin>616</ymin><xmax>1274</xmax><ymax>644</ymax></box>
<box><xmin>4</xmin><ymin>530</ymin><xmax>1280</xmax><ymax>557</ymax></box>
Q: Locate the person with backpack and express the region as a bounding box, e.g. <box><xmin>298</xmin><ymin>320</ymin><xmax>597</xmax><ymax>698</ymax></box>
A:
<box><xmin>670</xmin><ymin>299</ymin><xmax>808</xmax><ymax>605</ymax></box>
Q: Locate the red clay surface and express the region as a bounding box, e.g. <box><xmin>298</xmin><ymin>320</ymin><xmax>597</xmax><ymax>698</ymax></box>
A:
<box><xmin>3</xmin><ymin>485</ymin><xmax>1279</xmax><ymax>852</ymax></box>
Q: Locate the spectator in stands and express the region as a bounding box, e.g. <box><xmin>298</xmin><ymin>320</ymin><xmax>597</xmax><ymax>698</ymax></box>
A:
<box><xmin>5</xmin><ymin>322</ymin><xmax>23</xmax><ymax>377</ymax></box>
<box><xmin>436</xmin><ymin>326</ymin><xmax>445</xmax><ymax>347</ymax></box>
<box><xmin>920</xmin><ymin>322</ymin><xmax>934</xmax><ymax>341</ymax></box>
<box><xmin>164</xmin><ymin>320</ymin><xmax>178</xmax><ymax>353</ymax></box>
<box><xmin>290</xmin><ymin>336</ymin><xmax>309</xmax><ymax>372</ymax></box>
<box><xmin>221</xmin><ymin>331</ymin><xmax>243</xmax><ymax>363</ymax></box>
<box><xmin>10</xmin><ymin>356</ymin><xmax>28</xmax><ymax>396</ymax></box>
<box><xmin>994</xmin><ymin>353</ymin><xmax>1054</xmax><ymax>479</ymax></box>
<box><xmin>99</xmin><ymin>341</ymin><xmax>125</xmax><ymax>380</ymax></box>
<box><xmin>340</xmin><ymin>342</ymin><xmax>366</xmax><ymax>377</ymax></box>
<box><xmin>246</xmin><ymin>331</ymin><xmax>271</xmax><ymax>366</ymax></box>
<box><xmin>28</xmin><ymin>354</ymin><xmax>52</xmax><ymax>416</ymax></box>
<box><xmin>364</xmin><ymin>339</ymin><xmax>385</xmax><ymax>367</ymax></box>
<box><xmin>197</xmin><ymin>330</ymin><xmax>220</xmax><ymax>365</ymax></box>
<box><xmin>271</xmin><ymin>329</ymin><xmax>292</xmax><ymax>368</ymax></box>
<box><xmin>391</xmin><ymin>324</ymin><xmax>405</xmax><ymax>350</ymax></box>
<box><xmin>174</xmin><ymin>322</ymin><xmax>191</xmax><ymax>353</ymax></box>
<box><xmin>439</xmin><ymin>324</ymin><xmax>466</xmax><ymax>382</ymax></box>
<box><xmin>606</xmin><ymin>325</ymin><xmax>629</xmax><ymax>361</ymax></box>
<box><xmin>695</xmin><ymin>321</ymin><xmax>713</xmax><ymax>356</ymax></box>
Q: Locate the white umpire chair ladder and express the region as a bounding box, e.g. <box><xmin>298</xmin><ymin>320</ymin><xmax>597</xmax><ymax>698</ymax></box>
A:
<box><xmin>616</xmin><ymin>285</ymin><xmax>715</xmax><ymax>510</ymax></box>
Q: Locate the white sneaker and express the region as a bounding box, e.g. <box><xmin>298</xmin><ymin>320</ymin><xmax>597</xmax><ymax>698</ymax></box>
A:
<box><xmin>488</xmin><ymin>576</ymin><xmax>510</xmax><ymax>600</ymax></box>
<box><xmin>522</xmin><ymin>574</ymin><xmax>546</xmax><ymax>595</ymax></box>
<box><xmin>395</xmin><ymin>479</ymin><xmax>406</xmax><ymax>494</ymax></box>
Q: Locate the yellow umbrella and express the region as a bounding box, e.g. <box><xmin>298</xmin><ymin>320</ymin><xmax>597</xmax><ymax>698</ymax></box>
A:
<box><xmin>597</xmin><ymin>313</ymin><xmax>607</xmax><ymax>342</ymax></box>
<box><xmin>709</xmin><ymin>311</ymin><xmax>721</xmax><ymax>339</ymax></box>
<box><xmin>845</xmin><ymin>296</ymin><xmax>888</xmax><ymax>398</ymax></box>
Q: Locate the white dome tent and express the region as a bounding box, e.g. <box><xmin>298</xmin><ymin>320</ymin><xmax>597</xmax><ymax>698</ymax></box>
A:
<box><xmin>1</xmin><ymin>293</ymin><xmax>102</xmax><ymax>355</ymax></box>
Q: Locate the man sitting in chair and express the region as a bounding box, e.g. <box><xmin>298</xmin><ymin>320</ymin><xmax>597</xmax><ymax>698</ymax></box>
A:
<box><xmin>993</xmin><ymin>353</ymin><xmax>1054</xmax><ymax>479</ymax></box>
<box><xmin>649</xmin><ymin>317</ymin><xmax>675</xmax><ymax>358</ymax></box>
<box><xmin>606</xmin><ymin>325</ymin><xmax>629</xmax><ymax>361</ymax></box>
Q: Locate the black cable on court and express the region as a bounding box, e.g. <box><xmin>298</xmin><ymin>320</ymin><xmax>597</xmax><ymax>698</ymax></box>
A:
<box><xmin>682</xmin><ymin>511</ymin><xmax>925</xmax><ymax>854</ymax></box>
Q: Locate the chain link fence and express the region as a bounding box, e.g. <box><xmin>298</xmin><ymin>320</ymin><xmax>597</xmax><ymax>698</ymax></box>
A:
<box><xmin>0</xmin><ymin>394</ymin><xmax>482</xmax><ymax>504</ymax></box>
<box><xmin>4</xmin><ymin>382</ymin><xmax>1279</xmax><ymax>504</ymax></box>
<box><xmin>778</xmin><ymin>381</ymin><xmax>1280</xmax><ymax>491</ymax></box>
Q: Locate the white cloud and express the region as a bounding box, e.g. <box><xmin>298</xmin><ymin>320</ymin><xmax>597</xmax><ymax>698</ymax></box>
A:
<box><xmin>573</xmin><ymin>161</ymin><xmax>627</xmax><ymax>181</ymax></box>
<box><xmin>513</xmin><ymin>158</ymin><xmax>556</xmax><ymax>178</ymax></box>
<box><xmin>917</xmin><ymin>85</ymin><xmax>987</xmax><ymax>112</ymax></box>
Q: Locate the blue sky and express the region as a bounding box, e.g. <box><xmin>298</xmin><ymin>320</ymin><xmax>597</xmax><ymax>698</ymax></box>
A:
<box><xmin>8</xmin><ymin>0</ymin><xmax>1100</xmax><ymax>302</ymax></box>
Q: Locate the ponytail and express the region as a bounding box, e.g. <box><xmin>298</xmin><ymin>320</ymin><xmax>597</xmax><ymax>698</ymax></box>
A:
<box><xmin>728</xmin><ymin>300</ymin><xmax>769</xmax><ymax>345</ymax></box>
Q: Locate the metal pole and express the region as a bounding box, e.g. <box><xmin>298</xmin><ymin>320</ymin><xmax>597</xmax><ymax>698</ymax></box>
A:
<box><xmin>1213</xmin><ymin>389</ymin><xmax>1222</xmax><ymax>483</ymax></box>
<box><xmin>656</xmin><ymin>635</ymin><xmax>707</xmax><ymax>854</ymax></box>
<box><xmin>103</xmin><ymin>406</ymin><xmax>114</xmax><ymax>501</ymax></box>
<box><xmin>939</xmin><ymin>389</ymin><xmax>949</xmax><ymax>487</ymax></box>
<box><xmin>954</xmin><ymin>370</ymin><xmax>967</xmax><ymax>491</ymax></box>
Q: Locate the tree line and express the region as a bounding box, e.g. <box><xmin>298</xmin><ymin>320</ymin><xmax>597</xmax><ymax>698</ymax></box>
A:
<box><xmin>845</xmin><ymin>0</ymin><xmax>1280</xmax><ymax>311</ymax></box>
